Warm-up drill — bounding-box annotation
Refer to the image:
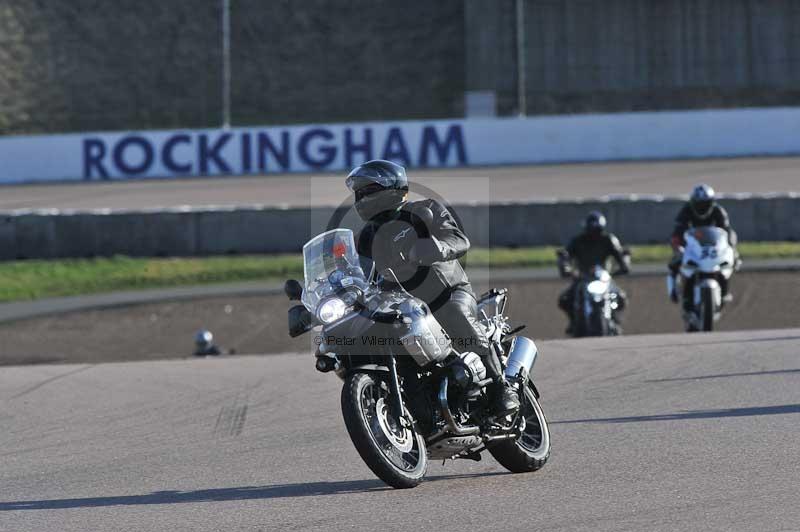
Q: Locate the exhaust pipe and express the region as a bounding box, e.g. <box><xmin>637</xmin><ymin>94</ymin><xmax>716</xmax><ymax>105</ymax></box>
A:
<box><xmin>504</xmin><ymin>336</ymin><xmax>538</xmax><ymax>381</ymax></box>
<box><xmin>438</xmin><ymin>377</ymin><xmax>480</xmax><ymax>436</ymax></box>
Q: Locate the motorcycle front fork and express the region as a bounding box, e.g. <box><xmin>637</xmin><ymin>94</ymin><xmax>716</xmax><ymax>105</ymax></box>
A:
<box><xmin>387</xmin><ymin>355</ymin><xmax>408</xmax><ymax>425</ymax></box>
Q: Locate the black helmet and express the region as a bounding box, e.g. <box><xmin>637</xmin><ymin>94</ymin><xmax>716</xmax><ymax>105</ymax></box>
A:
<box><xmin>584</xmin><ymin>211</ymin><xmax>607</xmax><ymax>236</ymax></box>
<box><xmin>689</xmin><ymin>184</ymin><xmax>716</xmax><ymax>219</ymax></box>
<box><xmin>346</xmin><ymin>160</ymin><xmax>409</xmax><ymax>221</ymax></box>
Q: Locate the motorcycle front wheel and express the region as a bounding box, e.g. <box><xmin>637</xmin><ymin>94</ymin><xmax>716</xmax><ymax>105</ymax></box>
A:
<box><xmin>701</xmin><ymin>287</ymin><xmax>714</xmax><ymax>331</ymax></box>
<box><xmin>489</xmin><ymin>382</ymin><xmax>551</xmax><ymax>473</ymax></box>
<box><xmin>587</xmin><ymin>308</ymin><xmax>610</xmax><ymax>337</ymax></box>
<box><xmin>341</xmin><ymin>372</ymin><xmax>428</xmax><ymax>489</ymax></box>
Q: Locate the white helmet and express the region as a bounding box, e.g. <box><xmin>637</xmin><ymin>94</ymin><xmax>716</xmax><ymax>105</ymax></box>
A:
<box><xmin>195</xmin><ymin>329</ymin><xmax>214</xmax><ymax>349</ymax></box>
<box><xmin>689</xmin><ymin>184</ymin><xmax>716</xmax><ymax>219</ymax></box>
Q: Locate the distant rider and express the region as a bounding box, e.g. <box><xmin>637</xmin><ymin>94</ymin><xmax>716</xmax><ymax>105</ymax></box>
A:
<box><xmin>346</xmin><ymin>159</ymin><xmax>520</xmax><ymax>417</ymax></box>
<box><xmin>558</xmin><ymin>211</ymin><xmax>629</xmax><ymax>335</ymax></box>
<box><xmin>194</xmin><ymin>330</ymin><xmax>221</xmax><ymax>356</ymax></box>
<box><xmin>667</xmin><ymin>184</ymin><xmax>738</xmax><ymax>308</ymax></box>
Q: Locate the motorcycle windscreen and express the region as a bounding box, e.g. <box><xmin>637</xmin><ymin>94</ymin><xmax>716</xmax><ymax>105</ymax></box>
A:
<box><xmin>686</xmin><ymin>226</ymin><xmax>728</xmax><ymax>247</ymax></box>
<box><xmin>301</xmin><ymin>229</ymin><xmax>368</xmax><ymax>312</ymax></box>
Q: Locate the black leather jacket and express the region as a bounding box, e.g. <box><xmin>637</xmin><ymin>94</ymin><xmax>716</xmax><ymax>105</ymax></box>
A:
<box><xmin>356</xmin><ymin>199</ymin><xmax>472</xmax><ymax>306</ymax></box>
<box><xmin>671</xmin><ymin>203</ymin><xmax>734</xmax><ymax>242</ymax></box>
<box><xmin>565</xmin><ymin>232</ymin><xmax>627</xmax><ymax>275</ymax></box>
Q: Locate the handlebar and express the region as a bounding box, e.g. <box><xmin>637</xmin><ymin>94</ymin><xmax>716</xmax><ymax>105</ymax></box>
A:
<box><xmin>556</xmin><ymin>249</ymin><xmax>571</xmax><ymax>278</ymax></box>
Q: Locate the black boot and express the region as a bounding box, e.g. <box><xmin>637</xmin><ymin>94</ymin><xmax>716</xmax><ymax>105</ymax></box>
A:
<box><xmin>491</xmin><ymin>378</ymin><xmax>520</xmax><ymax>417</ymax></box>
<box><xmin>475</xmin><ymin>345</ymin><xmax>520</xmax><ymax>417</ymax></box>
<box><xmin>563</xmin><ymin>310</ymin><xmax>575</xmax><ymax>335</ymax></box>
<box><xmin>668</xmin><ymin>274</ymin><xmax>679</xmax><ymax>303</ymax></box>
<box><xmin>682</xmin><ymin>278</ymin><xmax>695</xmax><ymax>314</ymax></box>
<box><xmin>720</xmin><ymin>277</ymin><xmax>733</xmax><ymax>304</ymax></box>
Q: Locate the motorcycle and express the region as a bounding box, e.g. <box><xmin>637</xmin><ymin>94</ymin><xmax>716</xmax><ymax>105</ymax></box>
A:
<box><xmin>557</xmin><ymin>250</ymin><xmax>629</xmax><ymax>337</ymax></box>
<box><xmin>285</xmin><ymin>227</ymin><xmax>550</xmax><ymax>488</ymax></box>
<box><xmin>671</xmin><ymin>226</ymin><xmax>736</xmax><ymax>332</ymax></box>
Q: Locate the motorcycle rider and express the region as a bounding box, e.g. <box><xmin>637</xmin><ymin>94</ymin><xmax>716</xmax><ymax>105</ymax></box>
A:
<box><xmin>668</xmin><ymin>184</ymin><xmax>738</xmax><ymax>309</ymax></box>
<box><xmin>346</xmin><ymin>159</ymin><xmax>520</xmax><ymax>417</ymax></box>
<box><xmin>194</xmin><ymin>329</ymin><xmax>221</xmax><ymax>356</ymax></box>
<box><xmin>558</xmin><ymin>211</ymin><xmax>629</xmax><ymax>335</ymax></box>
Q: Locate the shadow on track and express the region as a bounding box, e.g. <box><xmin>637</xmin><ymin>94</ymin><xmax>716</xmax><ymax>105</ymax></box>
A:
<box><xmin>591</xmin><ymin>334</ymin><xmax>800</xmax><ymax>353</ymax></box>
<box><xmin>553</xmin><ymin>403</ymin><xmax>800</xmax><ymax>425</ymax></box>
<box><xmin>0</xmin><ymin>471</ymin><xmax>508</xmax><ymax>511</ymax></box>
<box><xmin>646</xmin><ymin>368</ymin><xmax>800</xmax><ymax>382</ymax></box>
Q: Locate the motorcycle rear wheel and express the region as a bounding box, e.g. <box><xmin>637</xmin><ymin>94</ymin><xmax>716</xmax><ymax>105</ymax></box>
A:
<box><xmin>489</xmin><ymin>383</ymin><xmax>551</xmax><ymax>473</ymax></box>
<box><xmin>341</xmin><ymin>372</ymin><xmax>428</xmax><ymax>489</ymax></box>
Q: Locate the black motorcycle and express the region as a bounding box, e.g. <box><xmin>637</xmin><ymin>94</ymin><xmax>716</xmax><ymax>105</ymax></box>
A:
<box><xmin>557</xmin><ymin>250</ymin><xmax>629</xmax><ymax>337</ymax></box>
<box><xmin>286</xmin><ymin>228</ymin><xmax>550</xmax><ymax>488</ymax></box>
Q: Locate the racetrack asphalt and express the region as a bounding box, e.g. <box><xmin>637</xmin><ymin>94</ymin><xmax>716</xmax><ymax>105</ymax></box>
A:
<box><xmin>1</xmin><ymin>328</ymin><xmax>799</xmax><ymax>531</ymax></box>
<box><xmin>2</xmin><ymin>156</ymin><xmax>800</xmax><ymax>211</ymax></box>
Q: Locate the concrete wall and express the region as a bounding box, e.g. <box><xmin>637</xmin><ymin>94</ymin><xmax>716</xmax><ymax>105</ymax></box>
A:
<box><xmin>230</xmin><ymin>0</ymin><xmax>465</xmax><ymax>127</ymax></box>
<box><xmin>0</xmin><ymin>0</ymin><xmax>464</xmax><ymax>135</ymax></box>
<box><xmin>466</xmin><ymin>0</ymin><xmax>800</xmax><ymax>115</ymax></box>
<box><xmin>5</xmin><ymin>0</ymin><xmax>800</xmax><ymax>135</ymax></box>
<box><xmin>0</xmin><ymin>1</ymin><xmax>223</xmax><ymax>134</ymax></box>
<box><xmin>2</xmin><ymin>195</ymin><xmax>798</xmax><ymax>260</ymax></box>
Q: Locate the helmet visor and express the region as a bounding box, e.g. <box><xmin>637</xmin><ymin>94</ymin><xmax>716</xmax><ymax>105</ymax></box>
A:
<box><xmin>586</xmin><ymin>223</ymin><xmax>603</xmax><ymax>233</ymax></box>
<box><xmin>354</xmin><ymin>189</ymin><xmax>406</xmax><ymax>221</ymax></box>
<box><xmin>692</xmin><ymin>199</ymin><xmax>713</xmax><ymax>216</ymax></box>
<box><xmin>354</xmin><ymin>183</ymin><xmax>387</xmax><ymax>202</ymax></box>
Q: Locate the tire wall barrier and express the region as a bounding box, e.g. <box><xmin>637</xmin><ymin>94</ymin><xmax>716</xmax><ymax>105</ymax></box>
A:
<box><xmin>1</xmin><ymin>195</ymin><xmax>798</xmax><ymax>261</ymax></box>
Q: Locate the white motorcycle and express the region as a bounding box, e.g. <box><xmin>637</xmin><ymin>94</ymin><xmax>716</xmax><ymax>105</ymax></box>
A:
<box><xmin>671</xmin><ymin>227</ymin><xmax>736</xmax><ymax>332</ymax></box>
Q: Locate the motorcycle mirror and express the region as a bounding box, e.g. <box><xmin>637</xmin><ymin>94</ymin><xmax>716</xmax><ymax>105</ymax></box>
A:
<box><xmin>284</xmin><ymin>279</ymin><xmax>303</xmax><ymax>301</ymax></box>
<box><xmin>288</xmin><ymin>305</ymin><xmax>315</xmax><ymax>337</ymax></box>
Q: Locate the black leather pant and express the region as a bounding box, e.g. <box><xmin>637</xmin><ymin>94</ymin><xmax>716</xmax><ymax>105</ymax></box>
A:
<box><xmin>432</xmin><ymin>288</ymin><xmax>504</xmax><ymax>381</ymax></box>
<box><xmin>558</xmin><ymin>281</ymin><xmax>578</xmax><ymax>315</ymax></box>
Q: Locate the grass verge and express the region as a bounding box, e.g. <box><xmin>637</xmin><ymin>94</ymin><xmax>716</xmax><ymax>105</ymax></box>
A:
<box><xmin>0</xmin><ymin>241</ymin><xmax>798</xmax><ymax>303</ymax></box>
<box><xmin>468</xmin><ymin>241</ymin><xmax>800</xmax><ymax>268</ymax></box>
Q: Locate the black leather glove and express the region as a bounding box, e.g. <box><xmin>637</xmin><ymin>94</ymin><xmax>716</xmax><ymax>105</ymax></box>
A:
<box><xmin>408</xmin><ymin>237</ymin><xmax>444</xmax><ymax>265</ymax></box>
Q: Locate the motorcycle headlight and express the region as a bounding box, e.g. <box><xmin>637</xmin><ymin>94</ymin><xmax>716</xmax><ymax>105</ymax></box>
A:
<box><xmin>586</xmin><ymin>280</ymin><xmax>607</xmax><ymax>296</ymax></box>
<box><xmin>317</xmin><ymin>297</ymin><xmax>349</xmax><ymax>324</ymax></box>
